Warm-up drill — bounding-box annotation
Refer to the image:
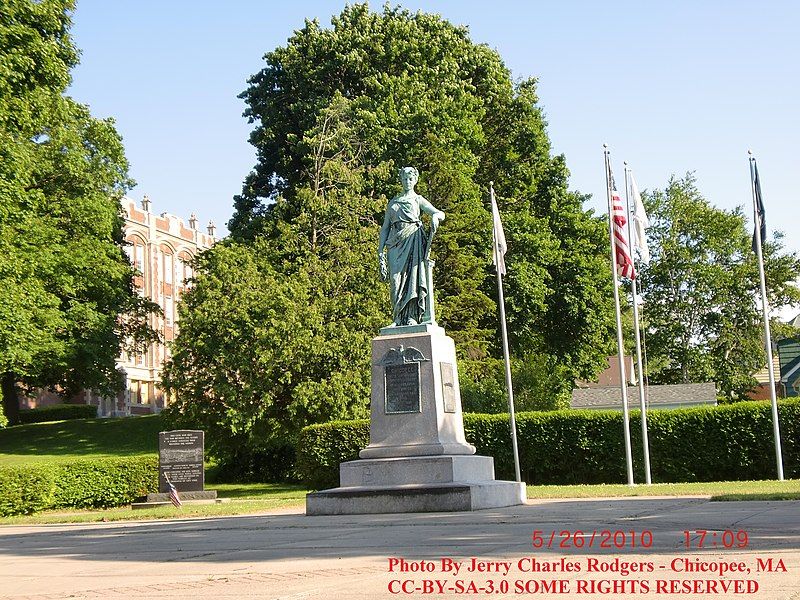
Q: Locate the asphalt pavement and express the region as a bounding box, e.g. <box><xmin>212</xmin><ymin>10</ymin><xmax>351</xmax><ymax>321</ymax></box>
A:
<box><xmin>1</xmin><ymin>497</ymin><xmax>798</xmax><ymax>599</ymax></box>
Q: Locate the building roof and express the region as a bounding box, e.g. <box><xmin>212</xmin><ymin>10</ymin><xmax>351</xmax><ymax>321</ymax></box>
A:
<box><xmin>122</xmin><ymin>196</ymin><xmax>216</xmax><ymax>249</ymax></box>
<box><xmin>575</xmin><ymin>355</ymin><xmax>636</xmax><ymax>388</ymax></box>
<box><xmin>781</xmin><ymin>354</ymin><xmax>800</xmax><ymax>384</ymax></box>
<box><xmin>571</xmin><ymin>382</ymin><xmax>717</xmax><ymax>410</ymax></box>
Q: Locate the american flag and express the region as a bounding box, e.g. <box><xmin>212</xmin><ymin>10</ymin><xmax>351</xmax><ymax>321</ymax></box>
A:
<box><xmin>609</xmin><ymin>165</ymin><xmax>636</xmax><ymax>280</ymax></box>
<box><xmin>164</xmin><ymin>474</ymin><xmax>182</xmax><ymax>508</ymax></box>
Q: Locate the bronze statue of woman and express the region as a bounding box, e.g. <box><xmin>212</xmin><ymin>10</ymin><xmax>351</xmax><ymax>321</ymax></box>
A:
<box><xmin>378</xmin><ymin>167</ymin><xmax>444</xmax><ymax>327</ymax></box>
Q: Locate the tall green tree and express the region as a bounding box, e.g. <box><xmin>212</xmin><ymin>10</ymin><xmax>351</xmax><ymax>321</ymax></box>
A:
<box><xmin>231</xmin><ymin>4</ymin><xmax>615</xmax><ymax>374</ymax></box>
<box><xmin>637</xmin><ymin>174</ymin><xmax>800</xmax><ymax>400</ymax></box>
<box><xmin>165</xmin><ymin>5</ymin><xmax>615</xmax><ymax>471</ymax></box>
<box><xmin>164</xmin><ymin>96</ymin><xmax>385</xmax><ymax>476</ymax></box>
<box><xmin>0</xmin><ymin>0</ymin><xmax>157</xmax><ymax>424</ymax></box>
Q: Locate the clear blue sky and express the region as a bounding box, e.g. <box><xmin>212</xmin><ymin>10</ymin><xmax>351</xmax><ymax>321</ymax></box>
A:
<box><xmin>68</xmin><ymin>1</ymin><xmax>798</xmax><ymax>256</ymax></box>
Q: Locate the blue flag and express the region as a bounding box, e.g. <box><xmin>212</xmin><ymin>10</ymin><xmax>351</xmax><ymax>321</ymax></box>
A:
<box><xmin>752</xmin><ymin>162</ymin><xmax>766</xmax><ymax>253</ymax></box>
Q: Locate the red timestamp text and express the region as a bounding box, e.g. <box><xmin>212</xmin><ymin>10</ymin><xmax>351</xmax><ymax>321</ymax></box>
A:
<box><xmin>531</xmin><ymin>529</ymin><xmax>654</xmax><ymax>550</ymax></box>
<box><xmin>682</xmin><ymin>529</ymin><xmax>749</xmax><ymax>549</ymax></box>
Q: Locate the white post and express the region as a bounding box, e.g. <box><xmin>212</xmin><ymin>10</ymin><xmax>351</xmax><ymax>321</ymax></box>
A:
<box><xmin>604</xmin><ymin>146</ymin><xmax>635</xmax><ymax>486</ymax></box>
<box><xmin>624</xmin><ymin>163</ymin><xmax>652</xmax><ymax>485</ymax></box>
<box><xmin>749</xmin><ymin>152</ymin><xmax>784</xmax><ymax>481</ymax></box>
<box><xmin>491</xmin><ymin>182</ymin><xmax>522</xmax><ymax>484</ymax></box>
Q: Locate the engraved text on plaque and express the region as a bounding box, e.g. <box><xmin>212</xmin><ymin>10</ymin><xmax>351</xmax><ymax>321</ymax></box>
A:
<box><xmin>385</xmin><ymin>363</ymin><xmax>421</xmax><ymax>413</ymax></box>
<box><xmin>158</xmin><ymin>430</ymin><xmax>205</xmax><ymax>492</ymax></box>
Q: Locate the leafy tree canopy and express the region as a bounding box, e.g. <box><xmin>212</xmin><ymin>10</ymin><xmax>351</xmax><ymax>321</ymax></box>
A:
<box><xmin>164</xmin><ymin>4</ymin><xmax>615</xmax><ymax>470</ymax></box>
<box><xmin>230</xmin><ymin>4</ymin><xmax>616</xmax><ymax>375</ymax></box>
<box><xmin>637</xmin><ymin>174</ymin><xmax>800</xmax><ymax>400</ymax></box>
<box><xmin>0</xmin><ymin>0</ymin><xmax>157</xmax><ymax>424</ymax></box>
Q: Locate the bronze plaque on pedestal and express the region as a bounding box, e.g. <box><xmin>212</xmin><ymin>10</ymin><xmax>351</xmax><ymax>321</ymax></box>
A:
<box><xmin>385</xmin><ymin>363</ymin><xmax>421</xmax><ymax>414</ymax></box>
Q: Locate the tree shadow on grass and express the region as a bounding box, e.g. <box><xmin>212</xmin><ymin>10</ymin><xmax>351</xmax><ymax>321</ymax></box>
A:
<box><xmin>209</xmin><ymin>483</ymin><xmax>307</xmax><ymax>499</ymax></box>
<box><xmin>0</xmin><ymin>415</ymin><xmax>163</xmax><ymax>459</ymax></box>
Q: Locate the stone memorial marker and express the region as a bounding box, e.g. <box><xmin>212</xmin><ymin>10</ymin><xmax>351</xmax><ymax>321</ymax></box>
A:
<box><xmin>159</xmin><ymin>430</ymin><xmax>205</xmax><ymax>492</ymax></box>
<box><xmin>307</xmin><ymin>168</ymin><xmax>525</xmax><ymax>515</ymax></box>
<box><xmin>140</xmin><ymin>429</ymin><xmax>217</xmax><ymax>504</ymax></box>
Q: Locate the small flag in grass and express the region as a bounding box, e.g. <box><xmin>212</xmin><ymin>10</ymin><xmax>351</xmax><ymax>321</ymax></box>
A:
<box><xmin>164</xmin><ymin>473</ymin><xmax>182</xmax><ymax>508</ymax></box>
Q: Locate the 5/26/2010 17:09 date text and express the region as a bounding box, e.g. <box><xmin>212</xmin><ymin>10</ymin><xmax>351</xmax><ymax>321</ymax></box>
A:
<box><xmin>530</xmin><ymin>529</ymin><xmax>749</xmax><ymax>550</ymax></box>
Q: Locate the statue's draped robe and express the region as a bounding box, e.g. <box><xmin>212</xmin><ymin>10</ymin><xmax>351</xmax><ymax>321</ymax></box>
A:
<box><xmin>385</xmin><ymin>195</ymin><xmax>430</xmax><ymax>325</ymax></box>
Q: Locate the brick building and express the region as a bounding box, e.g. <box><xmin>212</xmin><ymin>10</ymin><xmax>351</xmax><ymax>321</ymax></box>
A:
<box><xmin>91</xmin><ymin>195</ymin><xmax>217</xmax><ymax>416</ymax></box>
<box><xmin>21</xmin><ymin>195</ymin><xmax>215</xmax><ymax>415</ymax></box>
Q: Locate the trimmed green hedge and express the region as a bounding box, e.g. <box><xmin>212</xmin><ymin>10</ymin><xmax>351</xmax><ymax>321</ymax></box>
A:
<box><xmin>297</xmin><ymin>419</ymin><xmax>369</xmax><ymax>489</ymax></box>
<box><xmin>297</xmin><ymin>400</ymin><xmax>800</xmax><ymax>489</ymax></box>
<box><xmin>0</xmin><ymin>456</ymin><xmax>158</xmax><ymax>516</ymax></box>
<box><xmin>18</xmin><ymin>404</ymin><xmax>98</xmax><ymax>424</ymax></box>
<box><xmin>0</xmin><ymin>466</ymin><xmax>56</xmax><ymax>515</ymax></box>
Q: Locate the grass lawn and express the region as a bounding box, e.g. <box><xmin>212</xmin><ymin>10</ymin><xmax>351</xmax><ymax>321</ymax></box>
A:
<box><xmin>526</xmin><ymin>479</ymin><xmax>800</xmax><ymax>501</ymax></box>
<box><xmin>0</xmin><ymin>418</ymin><xmax>309</xmax><ymax>525</ymax></box>
<box><xmin>0</xmin><ymin>415</ymin><xmax>163</xmax><ymax>465</ymax></box>
<box><xmin>0</xmin><ymin>483</ymin><xmax>308</xmax><ymax>525</ymax></box>
<box><xmin>1</xmin><ymin>417</ymin><xmax>797</xmax><ymax>525</ymax></box>
<box><xmin>1</xmin><ymin>479</ymin><xmax>797</xmax><ymax>526</ymax></box>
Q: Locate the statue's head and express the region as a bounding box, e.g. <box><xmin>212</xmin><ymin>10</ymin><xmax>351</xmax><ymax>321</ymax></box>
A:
<box><xmin>399</xmin><ymin>166</ymin><xmax>419</xmax><ymax>191</ymax></box>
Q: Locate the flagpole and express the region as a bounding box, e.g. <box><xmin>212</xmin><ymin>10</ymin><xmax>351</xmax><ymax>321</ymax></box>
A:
<box><xmin>624</xmin><ymin>163</ymin><xmax>652</xmax><ymax>485</ymax></box>
<box><xmin>604</xmin><ymin>146</ymin><xmax>635</xmax><ymax>486</ymax></box>
<box><xmin>491</xmin><ymin>181</ymin><xmax>522</xmax><ymax>484</ymax></box>
<box><xmin>748</xmin><ymin>151</ymin><xmax>784</xmax><ymax>481</ymax></box>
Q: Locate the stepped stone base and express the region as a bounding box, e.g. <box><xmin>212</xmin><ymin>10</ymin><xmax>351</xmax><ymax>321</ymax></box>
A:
<box><xmin>308</xmin><ymin>329</ymin><xmax>525</xmax><ymax>516</ymax></box>
<box><xmin>306</xmin><ymin>455</ymin><xmax>525</xmax><ymax>515</ymax></box>
<box><xmin>360</xmin><ymin>441</ymin><xmax>474</xmax><ymax>459</ymax></box>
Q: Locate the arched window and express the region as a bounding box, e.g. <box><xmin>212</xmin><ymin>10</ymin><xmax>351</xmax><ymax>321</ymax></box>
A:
<box><xmin>126</xmin><ymin>236</ymin><xmax>147</xmax><ymax>273</ymax></box>
<box><xmin>178</xmin><ymin>251</ymin><xmax>194</xmax><ymax>287</ymax></box>
<box><xmin>165</xmin><ymin>295</ymin><xmax>173</xmax><ymax>327</ymax></box>
<box><xmin>163</xmin><ymin>252</ymin><xmax>173</xmax><ymax>285</ymax></box>
<box><xmin>135</xmin><ymin>244</ymin><xmax>145</xmax><ymax>271</ymax></box>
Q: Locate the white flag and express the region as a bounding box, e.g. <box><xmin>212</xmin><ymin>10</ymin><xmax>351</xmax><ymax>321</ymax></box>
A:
<box><xmin>490</xmin><ymin>187</ymin><xmax>507</xmax><ymax>275</ymax></box>
<box><xmin>629</xmin><ymin>172</ymin><xmax>650</xmax><ymax>264</ymax></box>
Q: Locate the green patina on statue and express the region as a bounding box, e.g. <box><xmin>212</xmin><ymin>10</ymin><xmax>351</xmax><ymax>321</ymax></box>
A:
<box><xmin>378</xmin><ymin>167</ymin><xmax>445</xmax><ymax>327</ymax></box>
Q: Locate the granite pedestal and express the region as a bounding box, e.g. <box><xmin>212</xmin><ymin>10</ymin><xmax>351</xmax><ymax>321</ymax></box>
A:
<box><xmin>306</xmin><ymin>326</ymin><xmax>524</xmax><ymax>515</ymax></box>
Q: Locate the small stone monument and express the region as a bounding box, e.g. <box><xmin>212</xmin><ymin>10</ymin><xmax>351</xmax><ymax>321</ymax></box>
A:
<box><xmin>146</xmin><ymin>430</ymin><xmax>217</xmax><ymax>503</ymax></box>
<box><xmin>306</xmin><ymin>168</ymin><xmax>525</xmax><ymax>515</ymax></box>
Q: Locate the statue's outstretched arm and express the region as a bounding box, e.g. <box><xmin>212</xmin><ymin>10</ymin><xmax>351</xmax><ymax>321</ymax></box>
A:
<box><xmin>419</xmin><ymin>197</ymin><xmax>444</xmax><ymax>233</ymax></box>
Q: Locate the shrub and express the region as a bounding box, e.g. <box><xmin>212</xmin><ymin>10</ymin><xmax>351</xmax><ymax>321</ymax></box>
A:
<box><xmin>213</xmin><ymin>443</ymin><xmax>298</xmax><ymax>483</ymax></box>
<box><xmin>642</xmin><ymin>400</ymin><xmax>800</xmax><ymax>482</ymax></box>
<box><xmin>17</xmin><ymin>404</ymin><xmax>98</xmax><ymax>425</ymax></box>
<box><xmin>0</xmin><ymin>456</ymin><xmax>158</xmax><ymax>516</ymax></box>
<box><xmin>297</xmin><ymin>419</ymin><xmax>369</xmax><ymax>489</ymax></box>
<box><xmin>467</xmin><ymin>410</ymin><xmax>630</xmax><ymax>484</ymax></box>
<box><xmin>296</xmin><ymin>400</ymin><xmax>800</xmax><ymax>488</ymax></box>
<box><xmin>0</xmin><ymin>465</ymin><xmax>57</xmax><ymax>516</ymax></box>
<box><xmin>52</xmin><ymin>457</ymin><xmax>158</xmax><ymax>509</ymax></box>
<box><xmin>461</xmin><ymin>356</ymin><xmax>571</xmax><ymax>414</ymax></box>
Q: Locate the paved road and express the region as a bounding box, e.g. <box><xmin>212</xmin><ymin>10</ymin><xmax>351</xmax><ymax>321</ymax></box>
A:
<box><xmin>1</xmin><ymin>497</ymin><xmax>798</xmax><ymax>599</ymax></box>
